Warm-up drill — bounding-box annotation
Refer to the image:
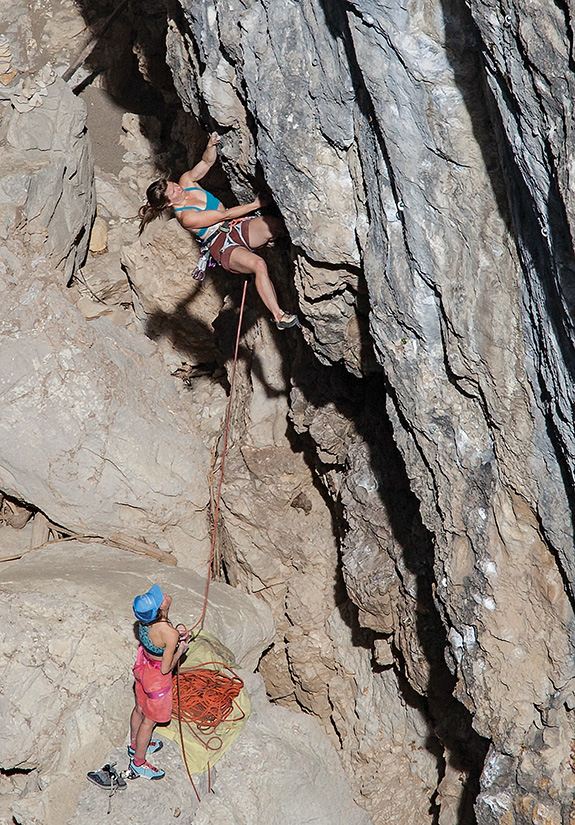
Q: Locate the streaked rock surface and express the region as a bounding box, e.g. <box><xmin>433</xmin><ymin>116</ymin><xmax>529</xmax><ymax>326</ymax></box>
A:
<box><xmin>162</xmin><ymin>0</ymin><xmax>575</xmax><ymax>821</ymax></box>
<box><xmin>5</xmin><ymin>0</ymin><xmax>575</xmax><ymax>822</ymax></box>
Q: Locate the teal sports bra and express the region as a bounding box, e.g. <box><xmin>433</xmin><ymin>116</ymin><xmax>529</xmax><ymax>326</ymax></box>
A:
<box><xmin>138</xmin><ymin>622</ymin><xmax>165</xmax><ymax>656</ymax></box>
<box><xmin>173</xmin><ymin>187</ymin><xmax>223</xmax><ymax>238</ymax></box>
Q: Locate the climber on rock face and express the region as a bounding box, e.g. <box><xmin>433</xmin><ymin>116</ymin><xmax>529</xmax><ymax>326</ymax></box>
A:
<box><xmin>138</xmin><ymin>132</ymin><xmax>299</xmax><ymax>330</ymax></box>
<box><xmin>128</xmin><ymin>584</ymin><xmax>189</xmax><ymax>780</ymax></box>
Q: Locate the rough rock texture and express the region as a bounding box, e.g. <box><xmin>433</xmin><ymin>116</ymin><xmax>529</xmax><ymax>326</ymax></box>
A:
<box><xmin>0</xmin><ymin>72</ymin><xmax>94</xmax><ymax>281</ymax></box>
<box><xmin>68</xmin><ymin>673</ymin><xmax>370</xmax><ymax>825</ymax></box>
<box><xmin>0</xmin><ymin>252</ymin><xmax>215</xmax><ymax>563</ymax></box>
<box><xmin>6</xmin><ymin>0</ymin><xmax>575</xmax><ymax>822</ymax></box>
<box><xmin>189</xmin><ymin>672</ymin><xmax>371</xmax><ymax>825</ymax></box>
<box><xmin>157</xmin><ymin>0</ymin><xmax>575</xmax><ymax>822</ymax></box>
<box><xmin>121</xmin><ymin>216</ymin><xmax>227</xmax><ymax>366</ymax></box>
<box><xmin>0</xmin><ymin>543</ymin><xmax>274</xmax><ymax>825</ymax></box>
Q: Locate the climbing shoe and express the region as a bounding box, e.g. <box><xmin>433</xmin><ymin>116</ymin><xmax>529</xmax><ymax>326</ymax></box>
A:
<box><xmin>87</xmin><ymin>762</ymin><xmax>127</xmax><ymax>790</ymax></box>
<box><xmin>275</xmin><ymin>313</ymin><xmax>299</xmax><ymax>330</ymax></box>
<box><xmin>127</xmin><ymin>759</ymin><xmax>165</xmax><ymax>780</ymax></box>
<box><xmin>127</xmin><ymin>737</ymin><xmax>164</xmax><ymax>758</ymax></box>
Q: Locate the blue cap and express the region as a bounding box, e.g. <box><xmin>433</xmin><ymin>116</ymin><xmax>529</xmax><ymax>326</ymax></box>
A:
<box><xmin>133</xmin><ymin>584</ymin><xmax>164</xmax><ymax>622</ymax></box>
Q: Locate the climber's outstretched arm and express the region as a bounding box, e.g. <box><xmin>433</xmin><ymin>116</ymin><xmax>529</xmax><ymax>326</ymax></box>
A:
<box><xmin>182</xmin><ymin>132</ymin><xmax>221</xmax><ymax>184</ymax></box>
<box><xmin>177</xmin><ymin>196</ymin><xmax>268</xmax><ymax>233</ymax></box>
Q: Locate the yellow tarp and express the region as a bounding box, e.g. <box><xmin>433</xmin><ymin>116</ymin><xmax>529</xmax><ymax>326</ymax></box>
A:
<box><xmin>159</xmin><ymin>630</ymin><xmax>250</xmax><ymax>774</ymax></box>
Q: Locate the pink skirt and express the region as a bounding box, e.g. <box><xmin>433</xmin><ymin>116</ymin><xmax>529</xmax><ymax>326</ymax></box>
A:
<box><xmin>133</xmin><ymin>645</ymin><xmax>173</xmax><ymax>723</ymax></box>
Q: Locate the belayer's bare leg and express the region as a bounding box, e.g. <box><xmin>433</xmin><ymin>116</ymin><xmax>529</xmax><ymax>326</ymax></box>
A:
<box><xmin>134</xmin><ymin>715</ymin><xmax>156</xmax><ymax>762</ymax></box>
<box><xmin>129</xmin><ymin>704</ymin><xmax>144</xmax><ymax>748</ymax></box>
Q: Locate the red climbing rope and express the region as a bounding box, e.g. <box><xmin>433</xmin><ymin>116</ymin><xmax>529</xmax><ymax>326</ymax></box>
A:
<box><xmin>190</xmin><ymin>278</ymin><xmax>248</xmax><ymax>634</ymax></box>
<box><xmin>175</xmin><ymin>279</ymin><xmax>249</xmax><ymax>801</ymax></box>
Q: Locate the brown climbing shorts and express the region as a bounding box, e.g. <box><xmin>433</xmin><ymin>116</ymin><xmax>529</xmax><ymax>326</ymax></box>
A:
<box><xmin>208</xmin><ymin>217</ymin><xmax>255</xmax><ymax>273</ymax></box>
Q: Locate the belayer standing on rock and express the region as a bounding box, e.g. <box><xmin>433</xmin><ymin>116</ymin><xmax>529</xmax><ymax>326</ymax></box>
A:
<box><xmin>138</xmin><ymin>132</ymin><xmax>299</xmax><ymax>330</ymax></box>
<box><xmin>128</xmin><ymin>584</ymin><xmax>189</xmax><ymax>780</ymax></box>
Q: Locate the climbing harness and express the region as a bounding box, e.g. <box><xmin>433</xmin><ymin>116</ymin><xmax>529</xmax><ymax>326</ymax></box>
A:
<box><xmin>191</xmin><ymin>218</ymin><xmax>251</xmax><ymax>281</ymax></box>
<box><xmin>191</xmin><ymin>244</ymin><xmax>213</xmax><ymax>281</ymax></box>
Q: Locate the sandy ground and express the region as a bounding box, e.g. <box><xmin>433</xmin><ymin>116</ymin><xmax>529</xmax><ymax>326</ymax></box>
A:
<box><xmin>80</xmin><ymin>85</ymin><xmax>126</xmax><ymax>175</ymax></box>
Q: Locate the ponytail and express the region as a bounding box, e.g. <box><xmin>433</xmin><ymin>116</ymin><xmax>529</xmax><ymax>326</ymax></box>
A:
<box><xmin>138</xmin><ymin>178</ymin><xmax>170</xmax><ymax>235</ymax></box>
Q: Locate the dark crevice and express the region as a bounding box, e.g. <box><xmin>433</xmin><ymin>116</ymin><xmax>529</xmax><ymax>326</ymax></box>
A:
<box><xmin>291</xmin><ymin>342</ymin><xmax>490</xmax><ymax>820</ymax></box>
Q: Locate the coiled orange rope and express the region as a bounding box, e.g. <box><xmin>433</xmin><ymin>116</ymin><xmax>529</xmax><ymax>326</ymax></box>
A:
<box><xmin>174</xmin><ymin>660</ymin><xmax>245</xmax><ymax>802</ymax></box>
<box><xmin>173</xmin><ymin>663</ymin><xmax>245</xmax><ymax>749</ymax></box>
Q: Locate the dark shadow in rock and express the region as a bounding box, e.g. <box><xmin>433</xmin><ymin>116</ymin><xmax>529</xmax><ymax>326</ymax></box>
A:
<box><xmin>142</xmin><ymin>276</ymin><xmax>225</xmax><ymax>368</ymax></box>
<box><xmin>70</xmin><ymin>0</ymin><xmax>192</xmax><ymax>178</ymax></box>
<box><xmin>439</xmin><ymin>0</ymin><xmax>512</xmax><ymax>232</ymax></box>
<box><xmin>357</xmin><ymin>378</ymin><xmax>490</xmax><ymax>825</ymax></box>
<box><xmin>290</xmin><ymin>330</ymin><xmax>489</xmax><ymax>822</ymax></box>
<box><xmin>142</xmin><ymin>264</ymin><xmax>298</xmax><ymax>403</ymax></box>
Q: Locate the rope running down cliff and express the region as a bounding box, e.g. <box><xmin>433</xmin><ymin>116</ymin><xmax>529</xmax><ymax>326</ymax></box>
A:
<box><xmin>189</xmin><ymin>277</ymin><xmax>248</xmax><ymax>635</ymax></box>
<box><xmin>174</xmin><ymin>279</ymin><xmax>248</xmax><ymax>802</ymax></box>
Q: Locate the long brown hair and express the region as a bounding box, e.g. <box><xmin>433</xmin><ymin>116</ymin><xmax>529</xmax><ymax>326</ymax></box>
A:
<box><xmin>138</xmin><ymin>179</ymin><xmax>170</xmax><ymax>235</ymax></box>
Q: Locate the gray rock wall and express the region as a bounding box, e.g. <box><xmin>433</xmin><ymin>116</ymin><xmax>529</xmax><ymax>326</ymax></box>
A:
<box><xmin>160</xmin><ymin>0</ymin><xmax>575</xmax><ymax>821</ymax></box>
<box><xmin>0</xmin><ymin>73</ymin><xmax>95</xmax><ymax>281</ymax></box>
<box><xmin>0</xmin><ymin>5</ymin><xmax>377</xmax><ymax>825</ymax></box>
<box><xmin>5</xmin><ymin>0</ymin><xmax>575</xmax><ymax>821</ymax></box>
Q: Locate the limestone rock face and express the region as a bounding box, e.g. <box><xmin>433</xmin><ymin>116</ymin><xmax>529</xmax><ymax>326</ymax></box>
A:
<box><xmin>0</xmin><ymin>253</ymin><xmax>213</xmax><ymax>563</ymax></box>
<box><xmin>161</xmin><ymin>0</ymin><xmax>575</xmax><ymax>821</ymax></box>
<box><xmin>121</xmin><ymin>217</ymin><xmax>227</xmax><ymax>365</ymax></box>
<box><xmin>5</xmin><ymin>0</ymin><xmax>575</xmax><ymax>821</ymax></box>
<box><xmin>0</xmin><ymin>74</ymin><xmax>94</xmax><ymax>281</ymax></box>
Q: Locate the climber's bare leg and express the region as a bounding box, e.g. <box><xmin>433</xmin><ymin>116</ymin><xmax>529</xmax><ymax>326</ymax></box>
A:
<box><xmin>228</xmin><ymin>246</ymin><xmax>284</xmax><ymax>321</ymax></box>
